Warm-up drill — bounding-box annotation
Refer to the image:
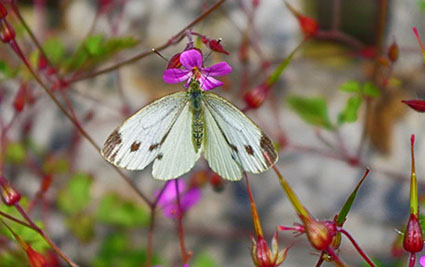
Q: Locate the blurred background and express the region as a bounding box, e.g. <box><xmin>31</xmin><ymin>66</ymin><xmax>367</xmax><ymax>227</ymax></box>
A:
<box><xmin>1</xmin><ymin>0</ymin><xmax>425</xmax><ymax>266</ymax></box>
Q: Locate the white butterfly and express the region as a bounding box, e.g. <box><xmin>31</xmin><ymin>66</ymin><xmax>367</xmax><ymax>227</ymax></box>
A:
<box><xmin>101</xmin><ymin>80</ymin><xmax>278</xmax><ymax>181</ymax></box>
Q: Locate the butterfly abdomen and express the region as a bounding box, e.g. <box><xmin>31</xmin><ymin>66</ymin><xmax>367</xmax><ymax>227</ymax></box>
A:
<box><xmin>189</xmin><ymin>83</ymin><xmax>205</xmax><ymax>153</ymax></box>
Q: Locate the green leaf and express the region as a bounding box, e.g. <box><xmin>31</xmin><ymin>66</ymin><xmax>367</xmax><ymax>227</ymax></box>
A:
<box><xmin>92</xmin><ymin>234</ymin><xmax>162</xmax><ymax>267</ymax></box>
<box><xmin>267</xmin><ymin>48</ymin><xmax>297</xmax><ymax>85</ymax></box>
<box><xmin>103</xmin><ymin>36</ymin><xmax>139</xmax><ymax>54</ymax></box>
<box><xmin>336</xmin><ymin>170</ymin><xmax>369</xmax><ymax>226</ymax></box>
<box><xmin>192</xmin><ymin>252</ymin><xmax>217</xmax><ymax>267</ymax></box>
<box><xmin>0</xmin><ymin>199</ymin><xmax>50</xmax><ymax>252</ymax></box>
<box><xmin>339</xmin><ymin>80</ymin><xmax>361</xmax><ymax>93</ymax></box>
<box><xmin>362</xmin><ymin>82</ymin><xmax>380</xmax><ymax>97</ymax></box>
<box><xmin>85</xmin><ymin>35</ymin><xmax>105</xmax><ymax>56</ymax></box>
<box><xmin>338</xmin><ymin>96</ymin><xmax>362</xmax><ymax>124</ymax></box>
<box><xmin>287</xmin><ymin>96</ymin><xmax>334</xmax><ymax>130</ymax></box>
<box><xmin>57</xmin><ymin>172</ymin><xmax>93</xmax><ymax>214</ymax></box>
<box><xmin>43</xmin><ymin>38</ymin><xmax>65</xmax><ymax>65</ymax></box>
<box><xmin>96</xmin><ymin>193</ymin><xmax>149</xmax><ymax>227</ymax></box>
<box><xmin>5</xmin><ymin>143</ymin><xmax>26</xmax><ymax>164</ymax></box>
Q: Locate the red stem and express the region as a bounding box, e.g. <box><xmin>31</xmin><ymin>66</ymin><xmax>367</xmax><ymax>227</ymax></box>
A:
<box><xmin>408</xmin><ymin>253</ymin><xmax>416</xmax><ymax>267</ymax></box>
<box><xmin>175</xmin><ymin>179</ymin><xmax>190</xmax><ymax>264</ymax></box>
<box><xmin>338</xmin><ymin>228</ymin><xmax>376</xmax><ymax>267</ymax></box>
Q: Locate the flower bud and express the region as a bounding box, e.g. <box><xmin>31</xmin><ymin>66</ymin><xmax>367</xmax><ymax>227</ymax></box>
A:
<box><xmin>167</xmin><ymin>53</ymin><xmax>181</xmax><ymax>69</ymax></box>
<box><xmin>403</xmin><ymin>213</ymin><xmax>424</xmax><ymax>253</ymax></box>
<box><xmin>13</xmin><ymin>82</ymin><xmax>28</xmax><ymax>112</ymax></box>
<box><xmin>303</xmin><ymin>217</ymin><xmax>334</xmax><ymax>250</ymax></box>
<box><xmin>251</xmin><ymin>233</ymin><xmax>288</xmax><ymax>267</ymax></box>
<box><xmin>0</xmin><ymin>19</ymin><xmax>15</xmax><ymax>43</ymax></box>
<box><xmin>285</xmin><ymin>2</ymin><xmax>318</xmax><ymax>37</ymax></box>
<box><xmin>202</xmin><ymin>37</ymin><xmax>229</xmax><ymax>55</ymax></box>
<box><xmin>0</xmin><ymin>177</ymin><xmax>21</xmax><ymax>206</ymax></box>
<box><xmin>26</xmin><ymin>245</ymin><xmax>48</xmax><ymax>267</ymax></box>
<box><xmin>402</xmin><ymin>99</ymin><xmax>425</xmax><ymax>112</ymax></box>
<box><xmin>243</xmin><ymin>83</ymin><xmax>270</xmax><ymax>109</ymax></box>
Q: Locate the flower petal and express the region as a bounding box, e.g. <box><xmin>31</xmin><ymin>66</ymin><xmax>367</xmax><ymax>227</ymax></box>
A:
<box><xmin>199</xmin><ymin>76</ymin><xmax>224</xmax><ymax>91</ymax></box>
<box><xmin>202</xmin><ymin>62</ymin><xmax>232</xmax><ymax>76</ymax></box>
<box><xmin>180</xmin><ymin>49</ymin><xmax>203</xmax><ymax>69</ymax></box>
<box><xmin>163</xmin><ymin>68</ymin><xmax>191</xmax><ymax>84</ymax></box>
<box><xmin>180</xmin><ymin>187</ymin><xmax>202</xmax><ymax>212</ymax></box>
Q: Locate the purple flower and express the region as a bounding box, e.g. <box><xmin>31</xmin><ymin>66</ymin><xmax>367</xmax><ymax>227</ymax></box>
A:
<box><xmin>420</xmin><ymin>255</ymin><xmax>425</xmax><ymax>267</ymax></box>
<box><xmin>155</xmin><ymin>179</ymin><xmax>201</xmax><ymax>219</ymax></box>
<box><xmin>163</xmin><ymin>49</ymin><xmax>232</xmax><ymax>91</ymax></box>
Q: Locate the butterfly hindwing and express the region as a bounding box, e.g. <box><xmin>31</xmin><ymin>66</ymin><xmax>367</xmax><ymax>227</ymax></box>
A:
<box><xmin>203</xmin><ymin>103</ymin><xmax>243</xmax><ymax>181</ymax></box>
<box><xmin>203</xmin><ymin>92</ymin><xmax>278</xmax><ymax>178</ymax></box>
<box><xmin>152</xmin><ymin>102</ymin><xmax>201</xmax><ymax>180</ymax></box>
<box><xmin>101</xmin><ymin>92</ymin><xmax>189</xmax><ymax>172</ymax></box>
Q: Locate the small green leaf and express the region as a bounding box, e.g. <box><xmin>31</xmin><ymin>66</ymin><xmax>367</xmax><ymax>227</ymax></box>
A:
<box><xmin>5</xmin><ymin>143</ymin><xmax>26</xmax><ymax>164</ymax></box>
<box><xmin>336</xmin><ymin>170</ymin><xmax>369</xmax><ymax>226</ymax></box>
<box><xmin>96</xmin><ymin>193</ymin><xmax>149</xmax><ymax>227</ymax></box>
<box><xmin>339</xmin><ymin>80</ymin><xmax>361</xmax><ymax>93</ymax></box>
<box><xmin>267</xmin><ymin>48</ymin><xmax>297</xmax><ymax>85</ymax></box>
<box><xmin>362</xmin><ymin>82</ymin><xmax>380</xmax><ymax>97</ymax></box>
<box><xmin>287</xmin><ymin>96</ymin><xmax>334</xmax><ymax>130</ymax></box>
<box><xmin>43</xmin><ymin>38</ymin><xmax>65</xmax><ymax>65</ymax></box>
<box><xmin>57</xmin><ymin>172</ymin><xmax>93</xmax><ymax>214</ymax></box>
<box><xmin>192</xmin><ymin>252</ymin><xmax>217</xmax><ymax>267</ymax></box>
<box><xmin>338</xmin><ymin>96</ymin><xmax>362</xmax><ymax>124</ymax></box>
<box><xmin>85</xmin><ymin>35</ymin><xmax>105</xmax><ymax>56</ymax></box>
<box><xmin>103</xmin><ymin>36</ymin><xmax>139</xmax><ymax>54</ymax></box>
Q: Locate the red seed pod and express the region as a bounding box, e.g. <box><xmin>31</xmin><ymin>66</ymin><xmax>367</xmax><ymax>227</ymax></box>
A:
<box><xmin>302</xmin><ymin>216</ymin><xmax>334</xmax><ymax>251</ymax></box>
<box><xmin>0</xmin><ymin>3</ymin><xmax>8</xmax><ymax>19</ymax></box>
<box><xmin>13</xmin><ymin>82</ymin><xmax>28</xmax><ymax>112</ymax></box>
<box><xmin>402</xmin><ymin>99</ymin><xmax>425</xmax><ymax>112</ymax></box>
<box><xmin>298</xmin><ymin>15</ymin><xmax>318</xmax><ymax>37</ymax></box>
<box><xmin>167</xmin><ymin>53</ymin><xmax>181</xmax><ymax>69</ymax></box>
<box><xmin>0</xmin><ymin>19</ymin><xmax>15</xmax><ymax>43</ymax></box>
<box><xmin>251</xmin><ymin>233</ymin><xmax>287</xmax><ymax>267</ymax></box>
<box><xmin>209</xmin><ymin>173</ymin><xmax>225</xmax><ymax>192</ymax></box>
<box><xmin>0</xmin><ymin>177</ymin><xmax>21</xmax><ymax>206</ymax></box>
<box><xmin>403</xmin><ymin>213</ymin><xmax>424</xmax><ymax>253</ymax></box>
<box><xmin>388</xmin><ymin>41</ymin><xmax>399</xmax><ymax>62</ymax></box>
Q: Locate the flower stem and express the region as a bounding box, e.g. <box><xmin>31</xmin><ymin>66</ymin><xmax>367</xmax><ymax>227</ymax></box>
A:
<box><xmin>338</xmin><ymin>227</ymin><xmax>376</xmax><ymax>267</ymax></box>
<box><xmin>244</xmin><ymin>173</ymin><xmax>263</xmax><ymax>237</ymax></box>
<box><xmin>175</xmin><ymin>179</ymin><xmax>190</xmax><ymax>264</ymax></box>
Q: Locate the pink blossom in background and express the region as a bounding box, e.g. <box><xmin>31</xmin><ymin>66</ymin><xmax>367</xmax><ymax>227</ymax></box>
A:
<box><xmin>420</xmin><ymin>255</ymin><xmax>425</xmax><ymax>267</ymax></box>
<box><xmin>155</xmin><ymin>179</ymin><xmax>201</xmax><ymax>219</ymax></box>
<box><xmin>163</xmin><ymin>49</ymin><xmax>232</xmax><ymax>91</ymax></box>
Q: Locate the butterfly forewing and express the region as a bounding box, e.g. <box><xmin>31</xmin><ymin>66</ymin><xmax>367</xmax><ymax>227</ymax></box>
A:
<box><xmin>101</xmin><ymin>92</ymin><xmax>189</xmax><ymax>171</ymax></box>
<box><xmin>202</xmin><ymin>92</ymin><xmax>278</xmax><ymax>178</ymax></box>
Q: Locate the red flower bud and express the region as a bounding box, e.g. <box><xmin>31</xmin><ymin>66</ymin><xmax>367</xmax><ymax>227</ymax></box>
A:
<box><xmin>302</xmin><ymin>216</ymin><xmax>334</xmax><ymax>250</ymax></box>
<box><xmin>403</xmin><ymin>213</ymin><xmax>424</xmax><ymax>253</ymax></box>
<box><xmin>13</xmin><ymin>82</ymin><xmax>28</xmax><ymax>112</ymax></box>
<box><xmin>0</xmin><ymin>177</ymin><xmax>21</xmax><ymax>206</ymax></box>
<box><xmin>243</xmin><ymin>83</ymin><xmax>270</xmax><ymax>109</ymax></box>
<box><xmin>285</xmin><ymin>2</ymin><xmax>318</xmax><ymax>37</ymax></box>
<box><xmin>402</xmin><ymin>99</ymin><xmax>425</xmax><ymax>112</ymax></box>
<box><xmin>167</xmin><ymin>53</ymin><xmax>181</xmax><ymax>69</ymax></box>
<box><xmin>251</xmin><ymin>233</ymin><xmax>288</xmax><ymax>267</ymax></box>
<box><xmin>0</xmin><ymin>3</ymin><xmax>8</xmax><ymax>19</ymax></box>
<box><xmin>207</xmin><ymin>39</ymin><xmax>229</xmax><ymax>55</ymax></box>
<box><xmin>38</xmin><ymin>56</ymin><xmax>48</xmax><ymax>70</ymax></box>
<box><xmin>209</xmin><ymin>173</ymin><xmax>225</xmax><ymax>192</ymax></box>
<box><xmin>0</xmin><ymin>19</ymin><xmax>15</xmax><ymax>43</ymax></box>
<box><xmin>26</xmin><ymin>245</ymin><xmax>48</xmax><ymax>267</ymax></box>
<box><xmin>388</xmin><ymin>41</ymin><xmax>399</xmax><ymax>62</ymax></box>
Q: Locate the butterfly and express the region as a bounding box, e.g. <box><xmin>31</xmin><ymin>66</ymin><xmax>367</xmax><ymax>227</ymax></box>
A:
<box><xmin>101</xmin><ymin>79</ymin><xmax>278</xmax><ymax>181</ymax></box>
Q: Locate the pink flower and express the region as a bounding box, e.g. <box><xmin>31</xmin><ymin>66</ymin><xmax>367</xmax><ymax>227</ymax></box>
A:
<box><xmin>162</xmin><ymin>49</ymin><xmax>232</xmax><ymax>91</ymax></box>
<box><xmin>155</xmin><ymin>179</ymin><xmax>201</xmax><ymax>219</ymax></box>
<box><xmin>420</xmin><ymin>255</ymin><xmax>425</xmax><ymax>266</ymax></box>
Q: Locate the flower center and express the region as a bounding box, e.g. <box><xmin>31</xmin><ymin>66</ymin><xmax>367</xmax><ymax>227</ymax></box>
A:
<box><xmin>192</xmin><ymin>67</ymin><xmax>202</xmax><ymax>79</ymax></box>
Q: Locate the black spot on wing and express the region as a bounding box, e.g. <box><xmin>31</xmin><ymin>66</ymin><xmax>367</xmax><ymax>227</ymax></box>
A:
<box><xmin>244</xmin><ymin>145</ymin><xmax>254</xmax><ymax>155</ymax></box>
<box><xmin>260</xmin><ymin>133</ymin><xmax>278</xmax><ymax>166</ymax></box>
<box><xmin>157</xmin><ymin>153</ymin><xmax>163</xmax><ymax>160</ymax></box>
<box><xmin>130</xmin><ymin>141</ymin><xmax>141</xmax><ymax>152</ymax></box>
<box><xmin>149</xmin><ymin>143</ymin><xmax>160</xmax><ymax>151</ymax></box>
<box><xmin>102</xmin><ymin>130</ymin><xmax>122</xmax><ymax>159</ymax></box>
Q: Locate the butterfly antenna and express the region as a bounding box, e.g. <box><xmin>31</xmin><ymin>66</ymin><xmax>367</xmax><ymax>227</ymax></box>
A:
<box><xmin>152</xmin><ymin>48</ymin><xmax>169</xmax><ymax>63</ymax></box>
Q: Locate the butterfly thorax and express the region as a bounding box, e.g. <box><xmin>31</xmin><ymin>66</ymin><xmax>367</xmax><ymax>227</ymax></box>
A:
<box><xmin>188</xmin><ymin>81</ymin><xmax>205</xmax><ymax>153</ymax></box>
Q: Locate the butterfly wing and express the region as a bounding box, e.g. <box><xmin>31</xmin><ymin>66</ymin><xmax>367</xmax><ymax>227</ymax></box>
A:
<box><xmin>151</xmin><ymin>101</ymin><xmax>202</xmax><ymax>180</ymax></box>
<box><xmin>202</xmin><ymin>92</ymin><xmax>278</xmax><ymax>180</ymax></box>
<box><xmin>101</xmin><ymin>92</ymin><xmax>191</xmax><ymax>175</ymax></box>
